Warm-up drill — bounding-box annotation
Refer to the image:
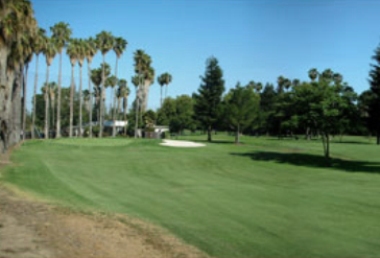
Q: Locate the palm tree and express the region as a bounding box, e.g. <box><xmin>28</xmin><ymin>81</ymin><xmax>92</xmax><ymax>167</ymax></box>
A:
<box><xmin>66</xmin><ymin>38</ymin><xmax>79</xmax><ymax>137</ymax></box>
<box><xmin>157</xmin><ymin>72</ymin><xmax>172</xmax><ymax>107</ymax></box>
<box><xmin>131</xmin><ymin>75</ymin><xmax>140</xmax><ymax>138</ymax></box>
<box><xmin>112</xmin><ymin>36</ymin><xmax>127</xmax><ymax>136</ymax></box>
<box><xmin>308</xmin><ymin>68</ymin><xmax>319</xmax><ymax>82</ymax></box>
<box><xmin>84</xmin><ymin>37</ymin><xmax>97</xmax><ymax>137</ymax></box>
<box><xmin>48</xmin><ymin>82</ymin><xmax>57</xmax><ymax>130</ymax></box>
<box><xmin>95</xmin><ymin>31</ymin><xmax>114</xmax><ymax>138</ymax></box>
<box><xmin>50</xmin><ymin>22</ymin><xmax>72</xmax><ymax>138</ymax></box>
<box><xmin>105</xmin><ymin>75</ymin><xmax>118</xmax><ymax>134</ymax></box>
<box><xmin>0</xmin><ymin>0</ymin><xmax>37</xmax><ymax>146</ymax></box>
<box><xmin>116</xmin><ymin>79</ymin><xmax>129</xmax><ymax>136</ymax></box>
<box><xmin>77</xmin><ymin>39</ymin><xmax>86</xmax><ymax>137</ymax></box>
<box><xmin>91</xmin><ymin>63</ymin><xmax>111</xmax><ymax>125</ymax></box>
<box><xmin>42</xmin><ymin>37</ymin><xmax>57</xmax><ymax>139</ymax></box>
<box><xmin>32</xmin><ymin>28</ymin><xmax>46</xmax><ymax>139</ymax></box>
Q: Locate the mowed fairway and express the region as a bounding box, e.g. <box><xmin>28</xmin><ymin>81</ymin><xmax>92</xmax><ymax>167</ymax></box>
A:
<box><xmin>2</xmin><ymin>136</ymin><xmax>380</xmax><ymax>257</ymax></box>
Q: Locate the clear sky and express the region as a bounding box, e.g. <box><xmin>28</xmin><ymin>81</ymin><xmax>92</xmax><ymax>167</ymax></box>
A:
<box><xmin>28</xmin><ymin>0</ymin><xmax>380</xmax><ymax>110</ymax></box>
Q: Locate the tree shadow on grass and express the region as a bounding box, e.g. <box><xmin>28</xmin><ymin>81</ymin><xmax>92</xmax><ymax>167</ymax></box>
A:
<box><xmin>230</xmin><ymin>151</ymin><xmax>380</xmax><ymax>174</ymax></box>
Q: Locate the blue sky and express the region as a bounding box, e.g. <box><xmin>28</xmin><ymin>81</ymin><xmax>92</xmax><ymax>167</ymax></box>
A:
<box><xmin>28</xmin><ymin>0</ymin><xmax>380</xmax><ymax>110</ymax></box>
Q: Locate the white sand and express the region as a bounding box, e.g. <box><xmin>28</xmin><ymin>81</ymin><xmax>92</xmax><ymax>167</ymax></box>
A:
<box><xmin>160</xmin><ymin>139</ymin><xmax>206</xmax><ymax>148</ymax></box>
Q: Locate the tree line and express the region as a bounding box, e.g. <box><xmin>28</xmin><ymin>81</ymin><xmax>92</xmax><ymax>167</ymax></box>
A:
<box><xmin>0</xmin><ymin>0</ymin><xmax>173</xmax><ymax>150</ymax></box>
<box><xmin>2</xmin><ymin>0</ymin><xmax>380</xmax><ymax>158</ymax></box>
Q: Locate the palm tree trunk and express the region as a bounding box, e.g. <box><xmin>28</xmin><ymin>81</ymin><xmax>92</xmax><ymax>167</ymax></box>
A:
<box><xmin>69</xmin><ymin>65</ymin><xmax>74</xmax><ymax>137</ymax></box>
<box><xmin>165</xmin><ymin>84</ymin><xmax>168</xmax><ymax>100</ymax></box>
<box><xmin>123</xmin><ymin>97</ymin><xmax>128</xmax><ymax>136</ymax></box>
<box><xmin>22</xmin><ymin>64</ymin><xmax>29</xmax><ymax>141</ymax></box>
<box><xmin>160</xmin><ymin>85</ymin><xmax>163</xmax><ymax>107</ymax></box>
<box><xmin>79</xmin><ymin>65</ymin><xmax>83</xmax><ymax>137</ymax></box>
<box><xmin>99</xmin><ymin>54</ymin><xmax>105</xmax><ymax>138</ymax></box>
<box><xmin>88</xmin><ymin>63</ymin><xmax>93</xmax><ymax>138</ymax></box>
<box><xmin>32</xmin><ymin>54</ymin><xmax>39</xmax><ymax>139</ymax></box>
<box><xmin>112</xmin><ymin>58</ymin><xmax>119</xmax><ymax>137</ymax></box>
<box><xmin>44</xmin><ymin>67</ymin><xmax>50</xmax><ymax>139</ymax></box>
<box><xmin>56</xmin><ymin>51</ymin><xmax>62</xmax><ymax>138</ymax></box>
<box><xmin>134</xmin><ymin>86</ymin><xmax>139</xmax><ymax>138</ymax></box>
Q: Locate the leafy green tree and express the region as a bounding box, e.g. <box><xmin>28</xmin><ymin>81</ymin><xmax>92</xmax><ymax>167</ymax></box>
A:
<box><xmin>224</xmin><ymin>84</ymin><xmax>260</xmax><ymax>143</ymax></box>
<box><xmin>368</xmin><ymin>43</ymin><xmax>380</xmax><ymax>144</ymax></box>
<box><xmin>193</xmin><ymin>57</ymin><xmax>225</xmax><ymax>142</ymax></box>
<box><xmin>291</xmin><ymin>69</ymin><xmax>348</xmax><ymax>162</ymax></box>
<box><xmin>50</xmin><ymin>22</ymin><xmax>72</xmax><ymax>138</ymax></box>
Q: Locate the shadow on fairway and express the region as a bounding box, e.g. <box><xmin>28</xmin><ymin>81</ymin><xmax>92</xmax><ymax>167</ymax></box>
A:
<box><xmin>231</xmin><ymin>151</ymin><xmax>380</xmax><ymax>174</ymax></box>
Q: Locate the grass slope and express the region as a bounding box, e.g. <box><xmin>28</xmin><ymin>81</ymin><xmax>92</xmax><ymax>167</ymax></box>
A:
<box><xmin>2</xmin><ymin>136</ymin><xmax>380</xmax><ymax>257</ymax></box>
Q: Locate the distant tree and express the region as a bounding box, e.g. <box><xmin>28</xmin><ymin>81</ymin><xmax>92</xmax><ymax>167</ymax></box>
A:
<box><xmin>224</xmin><ymin>84</ymin><xmax>260</xmax><ymax>143</ymax></box>
<box><xmin>42</xmin><ymin>37</ymin><xmax>57</xmax><ymax>139</ymax></box>
<box><xmin>32</xmin><ymin>28</ymin><xmax>47</xmax><ymax>139</ymax></box>
<box><xmin>291</xmin><ymin>69</ymin><xmax>348</xmax><ymax>162</ymax></box>
<box><xmin>66</xmin><ymin>38</ymin><xmax>79</xmax><ymax>137</ymax></box>
<box><xmin>85</xmin><ymin>37</ymin><xmax>97</xmax><ymax>137</ymax></box>
<box><xmin>157</xmin><ymin>72</ymin><xmax>173</xmax><ymax>107</ymax></box>
<box><xmin>50</xmin><ymin>22</ymin><xmax>72</xmax><ymax>138</ymax></box>
<box><xmin>112</xmin><ymin>36</ymin><xmax>127</xmax><ymax>136</ymax></box>
<box><xmin>368</xmin><ymin>43</ymin><xmax>380</xmax><ymax>144</ymax></box>
<box><xmin>95</xmin><ymin>31</ymin><xmax>114</xmax><ymax>137</ymax></box>
<box><xmin>193</xmin><ymin>57</ymin><xmax>225</xmax><ymax>142</ymax></box>
<box><xmin>77</xmin><ymin>39</ymin><xmax>86</xmax><ymax>137</ymax></box>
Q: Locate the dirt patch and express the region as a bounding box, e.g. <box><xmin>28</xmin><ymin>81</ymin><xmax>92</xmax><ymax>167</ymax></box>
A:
<box><xmin>0</xmin><ymin>143</ymin><xmax>210</xmax><ymax>258</ymax></box>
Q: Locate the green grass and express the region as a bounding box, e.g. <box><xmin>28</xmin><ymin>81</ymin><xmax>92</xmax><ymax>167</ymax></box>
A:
<box><xmin>2</xmin><ymin>136</ymin><xmax>380</xmax><ymax>257</ymax></box>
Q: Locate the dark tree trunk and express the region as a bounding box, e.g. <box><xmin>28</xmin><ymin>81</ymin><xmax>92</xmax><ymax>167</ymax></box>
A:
<box><xmin>32</xmin><ymin>54</ymin><xmax>39</xmax><ymax>139</ymax></box>
<box><xmin>207</xmin><ymin>125</ymin><xmax>212</xmax><ymax>142</ymax></box>
<box><xmin>235</xmin><ymin>125</ymin><xmax>240</xmax><ymax>144</ymax></box>
<box><xmin>56</xmin><ymin>52</ymin><xmax>63</xmax><ymax>138</ymax></box>
<box><xmin>88</xmin><ymin>63</ymin><xmax>93</xmax><ymax>138</ymax></box>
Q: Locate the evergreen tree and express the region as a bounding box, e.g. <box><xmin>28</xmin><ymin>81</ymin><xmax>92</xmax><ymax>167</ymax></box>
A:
<box><xmin>193</xmin><ymin>57</ymin><xmax>225</xmax><ymax>142</ymax></box>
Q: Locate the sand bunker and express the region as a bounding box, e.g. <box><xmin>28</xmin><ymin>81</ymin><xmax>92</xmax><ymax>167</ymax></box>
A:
<box><xmin>160</xmin><ymin>139</ymin><xmax>206</xmax><ymax>148</ymax></box>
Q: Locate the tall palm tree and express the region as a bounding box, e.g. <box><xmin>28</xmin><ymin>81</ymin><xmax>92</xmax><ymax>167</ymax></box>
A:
<box><xmin>308</xmin><ymin>68</ymin><xmax>319</xmax><ymax>82</ymax></box>
<box><xmin>77</xmin><ymin>39</ymin><xmax>86</xmax><ymax>137</ymax></box>
<box><xmin>84</xmin><ymin>37</ymin><xmax>97</xmax><ymax>137</ymax></box>
<box><xmin>131</xmin><ymin>75</ymin><xmax>140</xmax><ymax>138</ymax></box>
<box><xmin>48</xmin><ymin>81</ymin><xmax>57</xmax><ymax>130</ymax></box>
<box><xmin>112</xmin><ymin>37</ymin><xmax>127</xmax><ymax>136</ymax></box>
<box><xmin>157</xmin><ymin>72</ymin><xmax>172</xmax><ymax>107</ymax></box>
<box><xmin>31</xmin><ymin>28</ymin><xmax>46</xmax><ymax>139</ymax></box>
<box><xmin>42</xmin><ymin>37</ymin><xmax>57</xmax><ymax>139</ymax></box>
<box><xmin>66</xmin><ymin>38</ymin><xmax>79</xmax><ymax>137</ymax></box>
<box><xmin>95</xmin><ymin>31</ymin><xmax>114</xmax><ymax>138</ymax></box>
<box><xmin>91</xmin><ymin>63</ymin><xmax>111</xmax><ymax>126</ymax></box>
<box><xmin>105</xmin><ymin>75</ymin><xmax>118</xmax><ymax>136</ymax></box>
<box><xmin>50</xmin><ymin>22</ymin><xmax>72</xmax><ymax>138</ymax></box>
<box><xmin>116</xmin><ymin>79</ymin><xmax>129</xmax><ymax>136</ymax></box>
<box><xmin>0</xmin><ymin>0</ymin><xmax>37</xmax><ymax>146</ymax></box>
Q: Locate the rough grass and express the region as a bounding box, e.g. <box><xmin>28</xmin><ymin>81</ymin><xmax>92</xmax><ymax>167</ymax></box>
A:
<box><xmin>2</xmin><ymin>135</ymin><xmax>380</xmax><ymax>258</ymax></box>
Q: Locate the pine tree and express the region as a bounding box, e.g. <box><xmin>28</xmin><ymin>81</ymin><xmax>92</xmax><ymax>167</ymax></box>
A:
<box><xmin>193</xmin><ymin>57</ymin><xmax>225</xmax><ymax>142</ymax></box>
